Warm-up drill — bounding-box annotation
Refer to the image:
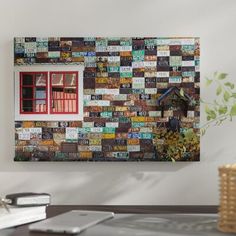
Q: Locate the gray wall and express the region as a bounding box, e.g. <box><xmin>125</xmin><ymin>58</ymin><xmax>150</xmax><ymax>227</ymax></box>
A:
<box><xmin>0</xmin><ymin>0</ymin><xmax>236</xmax><ymax>205</ymax></box>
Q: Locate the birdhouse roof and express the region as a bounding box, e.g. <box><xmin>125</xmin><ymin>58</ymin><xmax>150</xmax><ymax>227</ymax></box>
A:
<box><xmin>157</xmin><ymin>86</ymin><xmax>191</xmax><ymax>105</ymax></box>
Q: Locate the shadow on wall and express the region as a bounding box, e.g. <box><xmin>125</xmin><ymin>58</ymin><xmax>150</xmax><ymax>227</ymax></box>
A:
<box><xmin>0</xmin><ymin>162</ymin><xmax>189</xmax><ymax>203</ymax></box>
<box><xmin>0</xmin><ymin>161</ymin><xmax>215</xmax><ymax>205</ymax></box>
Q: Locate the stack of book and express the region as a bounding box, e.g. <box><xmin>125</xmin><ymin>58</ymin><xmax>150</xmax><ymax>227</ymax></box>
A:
<box><xmin>0</xmin><ymin>193</ymin><xmax>50</xmax><ymax>230</ymax></box>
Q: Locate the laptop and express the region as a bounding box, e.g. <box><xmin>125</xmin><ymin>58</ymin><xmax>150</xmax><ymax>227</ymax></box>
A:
<box><xmin>29</xmin><ymin>210</ymin><xmax>114</xmax><ymax>234</ymax></box>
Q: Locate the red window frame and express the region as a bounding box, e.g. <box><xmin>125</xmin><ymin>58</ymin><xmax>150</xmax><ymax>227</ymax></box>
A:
<box><xmin>50</xmin><ymin>71</ymin><xmax>79</xmax><ymax>114</ymax></box>
<box><xmin>20</xmin><ymin>72</ymin><xmax>48</xmax><ymax>114</ymax></box>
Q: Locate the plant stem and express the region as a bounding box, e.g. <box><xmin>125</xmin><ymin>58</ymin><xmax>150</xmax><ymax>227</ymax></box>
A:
<box><xmin>200</xmin><ymin>114</ymin><xmax>229</xmax><ymax>129</ymax></box>
<box><xmin>201</xmin><ymin>101</ymin><xmax>216</xmax><ymax>106</ymax></box>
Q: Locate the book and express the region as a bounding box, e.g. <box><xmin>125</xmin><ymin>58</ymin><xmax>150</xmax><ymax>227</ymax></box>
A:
<box><xmin>0</xmin><ymin>205</ymin><xmax>46</xmax><ymax>229</ymax></box>
<box><xmin>6</xmin><ymin>192</ymin><xmax>50</xmax><ymax>206</ymax></box>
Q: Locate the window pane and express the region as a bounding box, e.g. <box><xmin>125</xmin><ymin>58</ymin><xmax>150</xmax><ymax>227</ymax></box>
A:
<box><xmin>50</xmin><ymin>72</ymin><xmax>78</xmax><ymax>114</ymax></box>
<box><xmin>36</xmin><ymin>73</ymin><xmax>46</xmax><ymax>86</ymax></box>
<box><xmin>35</xmin><ymin>88</ymin><xmax>46</xmax><ymax>99</ymax></box>
<box><xmin>52</xmin><ymin>87</ymin><xmax>64</xmax><ymax>99</ymax></box>
<box><xmin>22</xmin><ymin>87</ymin><xmax>33</xmax><ymax>99</ymax></box>
<box><xmin>35</xmin><ymin>100</ymin><xmax>46</xmax><ymax>112</ymax></box>
<box><xmin>64</xmin><ymin>100</ymin><xmax>77</xmax><ymax>112</ymax></box>
<box><xmin>52</xmin><ymin>100</ymin><xmax>64</xmax><ymax>112</ymax></box>
<box><xmin>22</xmin><ymin>100</ymin><xmax>33</xmax><ymax>112</ymax></box>
<box><xmin>52</xmin><ymin>73</ymin><xmax>63</xmax><ymax>86</ymax></box>
<box><xmin>22</xmin><ymin>74</ymin><xmax>33</xmax><ymax>85</ymax></box>
<box><xmin>20</xmin><ymin>71</ymin><xmax>48</xmax><ymax>114</ymax></box>
<box><xmin>64</xmin><ymin>88</ymin><xmax>77</xmax><ymax>99</ymax></box>
<box><xmin>65</xmin><ymin>73</ymin><xmax>76</xmax><ymax>87</ymax></box>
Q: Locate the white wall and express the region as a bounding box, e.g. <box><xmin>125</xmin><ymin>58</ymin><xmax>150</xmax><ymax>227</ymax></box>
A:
<box><xmin>0</xmin><ymin>0</ymin><xmax>236</xmax><ymax>205</ymax></box>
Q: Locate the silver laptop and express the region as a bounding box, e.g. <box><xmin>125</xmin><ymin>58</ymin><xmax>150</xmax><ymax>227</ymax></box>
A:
<box><xmin>29</xmin><ymin>210</ymin><xmax>114</xmax><ymax>234</ymax></box>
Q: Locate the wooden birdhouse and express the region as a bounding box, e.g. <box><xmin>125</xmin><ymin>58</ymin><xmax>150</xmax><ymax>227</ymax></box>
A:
<box><xmin>157</xmin><ymin>87</ymin><xmax>191</xmax><ymax>118</ymax></box>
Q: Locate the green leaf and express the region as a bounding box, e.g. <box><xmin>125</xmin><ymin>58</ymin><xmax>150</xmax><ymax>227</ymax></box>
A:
<box><xmin>223</xmin><ymin>91</ymin><xmax>231</xmax><ymax>102</ymax></box>
<box><xmin>230</xmin><ymin>103</ymin><xmax>236</xmax><ymax>116</ymax></box>
<box><xmin>210</xmin><ymin>110</ymin><xmax>217</xmax><ymax>119</ymax></box>
<box><xmin>184</xmin><ymin>129</ymin><xmax>195</xmax><ymax>139</ymax></box>
<box><xmin>218</xmin><ymin>106</ymin><xmax>227</xmax><ymax>115</ymax></box>
<box><xmin>218</xmin><ymin>73</ymin><xmax>228</xmax><ymax>80</ymax></box>
<box><xmin>224</xmin><ymin>82</ymin><xmax>235</xmax><ymax>89</ymax></box>
<box><xmin>216</xmin><ymin>85</ymin><xmax>222</xmax><ymax>95</ymax></box>
<box><xmin>179</xmin><ymin>88</ymin><xmax>184</xmax><ymax>97</ymax></box>
<box><xmin>232</xmin><ymin>93</ymin><xmax>236</xmax><ymax>98</ymax></box>
<box><xmin>205</xmin><ymin>105</ymin><xmax>216</xmax><ymax>119</ymax></box>
<box><xmin>206</xmin><ymin>78</ymin><xmax>213</xmax><ymax>86</ymax></box>
<box><xmin>205</xmin><ymin>105</ymin><xmax>211</xmax><ymax>114</ymax></box>
<box><xmin>201</xmin><ymin>128</ymin><xmax>206</xmax><ymax>136</ymax></box>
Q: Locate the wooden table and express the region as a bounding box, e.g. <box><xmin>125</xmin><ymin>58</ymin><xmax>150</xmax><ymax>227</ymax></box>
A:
<box><xmin>9</xmin><ymin>205</ymin><xmax>218</xmax><ymax>236</ymax></box>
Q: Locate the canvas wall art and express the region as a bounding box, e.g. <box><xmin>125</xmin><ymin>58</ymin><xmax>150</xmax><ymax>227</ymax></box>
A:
<box><xmin>14</xmin><ymin>37</ymin><xmax>200</xmax><ymax>161</ymax></box>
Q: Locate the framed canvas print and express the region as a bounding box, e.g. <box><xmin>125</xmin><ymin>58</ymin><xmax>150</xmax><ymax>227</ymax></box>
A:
<box><xmin>14</xmin><ymin>37</ymin><xmax>200</xmax><ymax>162</ymax></box>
